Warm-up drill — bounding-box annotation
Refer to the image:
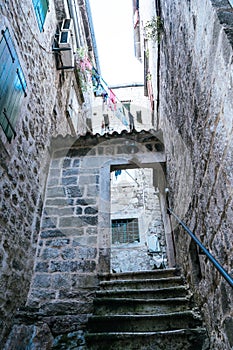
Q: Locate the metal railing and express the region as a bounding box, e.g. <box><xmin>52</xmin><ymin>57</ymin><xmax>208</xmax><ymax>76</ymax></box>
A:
<box><xmin>167</xmin><ymin>208</ymin><xmax>233</xmax><ymax>288</ymax></box>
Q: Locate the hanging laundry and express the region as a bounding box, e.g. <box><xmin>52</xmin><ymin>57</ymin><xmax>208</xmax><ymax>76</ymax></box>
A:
<box><xmin>91</xmin><ymin>67</ymin><xmax>101</xmax><ymax>89</ymax></box>
<box><xmin>115</xmin><ymin>169</ymin><xmax>122</xmax><ymax>179</ymax></box>
<box><xmin>90</xmin><ymin>66</ymin><xmax>131</xmax><ymax>130</ymax></box>
<box><xmin>94</xmin><ymin>83</ymin><xmax>106</xmax><ymax>97</ymax></box>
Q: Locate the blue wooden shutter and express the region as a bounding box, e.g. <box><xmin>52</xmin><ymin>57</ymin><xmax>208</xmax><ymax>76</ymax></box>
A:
<box><xmin>0</xmin><ymin>29</ymin><xmax>27</xmax><ymax>142</ymax></box>
<box><xmin>32</xmin><ymin>0</ymin><xmax>49</xmax><ymax>32</ymax></box>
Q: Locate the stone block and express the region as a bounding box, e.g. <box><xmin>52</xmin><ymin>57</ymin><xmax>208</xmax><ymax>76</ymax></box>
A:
<box><xmin>86</xmin><ymin>184</ymin><xmax>99</xmax><ymax>196</ymax></box>
<box><xmin>76</xmin><ymin>198</ymin><xmax>96</xmax><ymax>206</ymax></box>
<box><xmin>45</xmin><ymin>198</ymin><xmax>71</xmax><ymax>207</ymax></box>
<box><xmin>58</xmin><ymin>228</ymin><xmax>85</xmax><ymax>237</ymax></box>
<box><xmin>45</xmin><ymin>206</ymin><xmax>74</xmax><ymax>216</ymax></box>
<box><xmin>62</xmin><ymin>176</ymin><xmax>77</xmax><ymax>186</ymax></box>
<box><xmin>45</xmin><ymin>238</ymin><xmax>70</xmax><ymax>247</ymax></box>
<box><xmin>87</xmin><ymin>236</ymin><xmax>98</xmax><ymax>245</ymax></box>
<box><xmin>41</xmin><ymin>216</ymin><xmax>57</xmax><ymax>229</ymax></box>
<box><xmin>35</xmin><ymin>262</ymin><xmax>49</xmax><ymax>272</ymax></box>
<box><xmin>62</xmin><ymin>168</ymin><xmax>79</xmax><ymax>177</ymax></box>
<box><xmin>84</xmin><ymin>206</ymin><xmax>98</xmax><ymax>215</ymax></box>
<box><xmin>41</xmin><ymin>248</ymin><xmax>60</xmax><ymax>260</ymax></box>
<box><xmin>51</xmin><ymin>159</ymin><xmax>61</xmax><ymax>168</ymax></box>
<box><xmin>80</xmin><ymin>215</ymin><xmax>98</xmax><ymax>226</ymax></box>
<box><xmin>77</xmin><ymin>247</ymin><xmax>97</xmax><ymax>259</ymax></box>
<box><xmin>62</xmin><ymin>158</ymin><xmax>72</xmax><ymax>168</ymax></box>
<box><xmin>61</xmin><ymin>248</ymin><xmax>76</xmax><ymax>260</ymax></box>
<box><xmin>51</xmin><ymin>273</ymin><xmax>72</xmax><ymax>289</ymax></box>
<box><xmin>75</xmin><ymin>198</ymin><xmax>87</xmax><ymax>206</ymax></box>
<box><xmin>67</xmin><ymin>147</ymin><xmax>93</xmax><ymax>157</ymax></box>
<box><xmin>33</xmin><ymin>274</ymin><xmax>51</xmax><ymax>288</ymax></box>
<box><xmin>66</xmin><ymin>186</ymin><xmax>83</xmax><ymax>198</ymax></box>
<box><xmin>40</xmin><ymin>229</ymin><xmax>66</xmax><ymax>239</ymax></box>
<box><xmin>76</xmin><ymin>206</ymin><xmax>83</xmax><ymax>215</ymax></box>
<box><xmin>50</xmin><ymin>260</ymin><xmax>96</xmax><ymax>273</ymax></box>
<box><xmin>79</xmin><ymin>174</ymin><xmax>98</xmax><ymax>185</ymax></box>
<box><xmin>70</xmin><ymin>274</ymin><xmax>98</xmax><ymax>289</ymax></box>
<box><xmin>59</xmin><ymin>216</ymin><xmax>83</xmax><ymax>228</ymax></box>
<box><xmin>73</xmin><ymin>159</ymin><xmax>80</xmax><ymax>167</ymax></box>
<box><xmin>47</xmin><ymin>177</ymin><xmax>59</xmax><ymax>186</ymax></box>
<box><xmin>49</xmin><ymin>168</ymin><xmax>61</xmax><ymax>178</ymax></box>
<box><xmin>50</xmin><ymin>261</ymin><xmax>72</xmax><ymax>273</ymax></box>
<box><xmin>86</xmin><ymin>227</ymin><xmax>98</xmax><ymax>235</ymax></box>
<box><xmin>46</xmin><ymin>187</ymin><xmax>65</xmax><ymax>198</ymax></box>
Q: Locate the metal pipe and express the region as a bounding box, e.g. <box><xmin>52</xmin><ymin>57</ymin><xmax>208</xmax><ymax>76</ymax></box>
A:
<box><xmin>85</xmin><ymin>0</ymin><xmax>101</xmax><ymax>73</ymax></box>
<box><xmin>167</xmin><ymin>208</ymin><xmax>233</xmax><ymax>288</ymax></box>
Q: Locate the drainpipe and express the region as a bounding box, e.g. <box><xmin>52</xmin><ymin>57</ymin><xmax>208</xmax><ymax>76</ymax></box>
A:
<box><xmin>155</xmin><ymin>0</ymin><xmax>161</xmax><ymax>130</ymax></box>
<box><xmin>67</xmin><ymin>0</ymin><xmax>83</xmax><ymax>48</ymax></box>
<box><xmin>85</xmin><ymin>0</ymin><xmax>101</xmax><ymax>73</ymax></box>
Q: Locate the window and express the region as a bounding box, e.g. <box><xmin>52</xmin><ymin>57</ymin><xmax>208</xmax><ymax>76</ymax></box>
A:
<box><xmin>122</xmin><ymin>101</ymin><xmax>131</xmax><ymax>112</ymax></box>
<box><xmin>136</xmin><ymin>110</ymin><xmax>142</xmax><ymax>123</ymax></box>
<box><xmin>0</xmin><ymin>29</ymin><xmax>27</xmax><ymax>142</ymax></box>
<box><xmin>112</xmin><ymin>218</ymin><xmax>139</xmax><ymax>244</ymax></box>
<box><xmin>32</xmin><ymin>0</ymin><xmax>49</xmax><ymax>32</ymax></box>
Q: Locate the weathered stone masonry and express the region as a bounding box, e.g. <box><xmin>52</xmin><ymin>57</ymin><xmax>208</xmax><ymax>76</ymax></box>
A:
<box><xmin>0</xmin><ymin>0</ymin><xmax>94</xmax><ymax>344</ymax></box>
<box><xmin>157</xmin><ymin>0</ymin><xmax>233</xmax><ymax>348</ymax></box>
<box><xmin>23</xmin><ymin>130</ymin><xmax>167</xmax><ymax>339</ymax></box>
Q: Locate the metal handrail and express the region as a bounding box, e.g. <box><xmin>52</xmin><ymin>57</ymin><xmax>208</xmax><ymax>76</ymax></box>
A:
<box><xmin>167</xmin><ymin>208</ymin><xmax>233</xmax><ymax>288</ymax></box>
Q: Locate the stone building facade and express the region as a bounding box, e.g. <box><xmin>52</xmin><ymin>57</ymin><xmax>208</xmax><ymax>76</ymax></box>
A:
<box><xmin>1</xmin><ymin>0</ymin><xmax>233</xmax><ymax>349</ymax></box>
<box><xmin>0</xmin><ymin>0</ymin><xmax>97</xmax><ymax>345</ymax></box>
<box><xmin>142</xmin><ymin>0</ymin><xmax>233</xmax><ymax>349</ymax></box>
<box><xmin>2</xmin><ymin>131</ymin><xmax>167</xmax><ymax>348</ymax></box>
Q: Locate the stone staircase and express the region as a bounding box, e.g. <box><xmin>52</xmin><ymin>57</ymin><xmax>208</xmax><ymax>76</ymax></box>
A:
<box><xmin>85</xmin><ymin>268</ymin><xmax>209</xmax><ymax>350</ymax></box>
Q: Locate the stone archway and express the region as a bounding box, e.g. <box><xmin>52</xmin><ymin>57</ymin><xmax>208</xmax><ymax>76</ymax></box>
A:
<box><xmin>27</xmin><ymin>129</ymin><xmax>175</xmax><ymax>316</ymax></box>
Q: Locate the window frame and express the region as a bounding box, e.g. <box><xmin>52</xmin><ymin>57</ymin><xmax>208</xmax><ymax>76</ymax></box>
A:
<box><xmin>32</xmin><ymin>0</ymin><xmax>49</xmax><ymax>32</ymax></box>
<box><xmin>111</xmin><ymin>218</ymin><xmax>140</xmax><ymax>244</ymax></box>
<box><xmin>0</xmin><ymin>28</ymin><xmax>27</xmax><ymax>143</ymax></box>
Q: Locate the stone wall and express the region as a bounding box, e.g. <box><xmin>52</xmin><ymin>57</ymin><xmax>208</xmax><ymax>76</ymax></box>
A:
<box><xmin>157</xmin><ymin>0</ymin><xmax>233</xmax><ymax>348</ymax></box>
<box><xmin>0</xmin><ymin>0</ymin><xmax>91</xmax><ymax>345</ymax></box>
<box><xmin>3</xmin><ymin>131</ymin><xmax>165</xmax><ymax>347</ymax></box>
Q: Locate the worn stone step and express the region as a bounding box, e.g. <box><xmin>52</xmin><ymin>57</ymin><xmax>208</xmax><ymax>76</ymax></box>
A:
<box><xmin>93</xmin><ymin>296</ymin><xmax>192</xmax><ymax>315</ymax></box>
<box><xmin>98</xmin><ymin>268</ymin><xmax>179</xmax><ymax>282</ymax></box>
<box><xmin>99</xmin><ymin>276</ymin><xmax>184</xmax><ymax>291</ymax></box>
<box><xmin>87</xmin><ymin>311</ymin><xmax>202</xmax><ymax>333</ymax></box>
<box><xmin>86</xmin><ymin>328</ymin><xmax>209</xmax><ymax>350</ymax></box>
<box><xmin>96</xmin><ymin>285</ymin><xmax>188</xmax><ymax>299</ymax></box>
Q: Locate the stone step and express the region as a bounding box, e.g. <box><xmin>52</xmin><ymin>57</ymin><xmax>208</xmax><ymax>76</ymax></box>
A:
<box><xmin>86</xmin><ymin>328</ymin><xmax>209</xmax><ymax>350</ymax></box>
<box><xmin>87</xmin><ymin>311</ymin><xmax>202</xmax><ymax>333</ymax></box>
<box><xmin>98</xmin><ymin>268</ymin><xmax>179</xmax><ymax>281</ymax></box>
<box><xmin>95</xmin><ymin>285</ymin><xmax>188</xmax><ymax>299</ymax></box>
<box><xmin>93</xmin><ymin>296</ymin><xmax>192</xmax><ymax>315</ymax></box>
<box><xmin>99</xmin><ymin>276</ymin><xmax>184</xmax><ymax>291</ymax></box>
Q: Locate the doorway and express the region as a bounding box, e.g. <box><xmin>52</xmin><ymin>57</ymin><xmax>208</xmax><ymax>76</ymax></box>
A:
<box><xmin>110</xmin><ymin>167</ymin><xmax>167</xmax><ymax>272</ymax></box>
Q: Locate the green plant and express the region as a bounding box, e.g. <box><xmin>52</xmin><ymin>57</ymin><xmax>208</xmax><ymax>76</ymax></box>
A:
<box><xmin>144</xmin><ymin>16</ymin><xmax>163</xmax><ymax>42</ymax></box>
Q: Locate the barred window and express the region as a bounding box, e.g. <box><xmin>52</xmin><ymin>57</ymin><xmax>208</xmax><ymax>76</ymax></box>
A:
<box><xmin>112</xmin><ymin>218</ymin><xmax>139</xmax><ymax>244</ymax></box>
<box><xmin>0</xmin><ymin>29</ymin><xmax>27</xmax><ymax>142</ymax></box>
<box><xmin>32</xmin><ymin>0</ymin><xmax>49</xmax><ymax>32</ymax></box>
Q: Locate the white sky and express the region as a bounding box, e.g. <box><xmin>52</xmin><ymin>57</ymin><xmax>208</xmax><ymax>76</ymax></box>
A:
<box><xmin>89</xmin><ymin>0</ymin><xmax>144</xmax><ymax>86</ymax></box>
